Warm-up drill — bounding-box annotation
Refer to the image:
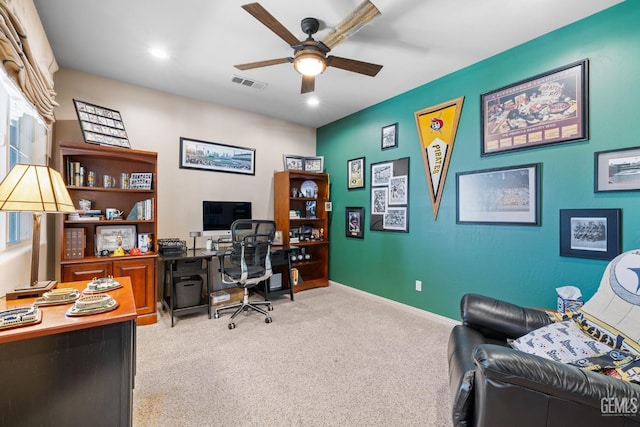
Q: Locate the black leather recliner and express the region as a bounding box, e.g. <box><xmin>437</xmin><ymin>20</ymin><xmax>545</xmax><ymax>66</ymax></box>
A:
<box><xmin>447</xmin><ymin>293</ymin><xmax>640</xmax><ymax>427</ymax></box>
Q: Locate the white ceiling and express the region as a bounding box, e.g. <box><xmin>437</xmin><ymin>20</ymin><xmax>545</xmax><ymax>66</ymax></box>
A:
<box><xmin>34</xmin><ymin>0</ymin><xmax>621</xmax><ymax>129</ymax></box>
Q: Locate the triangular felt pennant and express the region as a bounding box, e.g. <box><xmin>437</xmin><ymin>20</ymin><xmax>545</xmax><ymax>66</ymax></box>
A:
<box><xmin>414</xmin><ymin>97</ymin><xmax>464</xmax><ymax>220</ymax></box>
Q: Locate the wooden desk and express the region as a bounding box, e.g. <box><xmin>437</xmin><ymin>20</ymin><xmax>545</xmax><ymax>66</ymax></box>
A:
<box><xmin>0</xmin><ymin>277</ymin><xmax>137</xmax><ymax>426</ymax></box>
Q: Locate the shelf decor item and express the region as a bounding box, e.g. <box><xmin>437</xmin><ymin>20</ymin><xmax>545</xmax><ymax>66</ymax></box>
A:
<box><xmin>179</xmin><ymin>137</ymin><xmax>255</xmax><ymax>175</ymax></box>
<box><xmin>95</xmin><ymin>225</ymin><xmax>137</xmax><ymax>253</ymax></box>
<box><xmin>381</xmin><ymin>122</ymin><xmax>398</xmax><ymax>150</ymax></box>
<box><xmin>559</xmin><ymin>208</ymin><xmax>621</xmax><ymax>260</ymax></box>
<box><xmin>73</xmin><ymin>99</ymin><xmax>131</xmax><ymax>148</ymax></box>
<box><xmin>481</xmin><ymin>59</ymin><xmax>588</xmax><ymax>155</ymax></box>
<box><xmin>594</xmin><ymin>146</ymin><xmax>640</xmax><ymax>192</ymax></box>
<box><xmin>456</xmin><ymin>163</ymin><xmax>541</xmax><ymax>226</ymax></box>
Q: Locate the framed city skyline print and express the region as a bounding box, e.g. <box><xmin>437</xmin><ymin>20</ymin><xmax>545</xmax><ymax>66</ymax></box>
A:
<box><xmin>180</xmin><ymin>137</ymin><xmax>255</xmax><ymax>175</ymax></box>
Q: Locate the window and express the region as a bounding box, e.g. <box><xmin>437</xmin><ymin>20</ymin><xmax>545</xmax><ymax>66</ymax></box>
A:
<box><xmin>0</xmin><ymin>68</ymin><xmax>48</xmax><ymax>250</ymax></box>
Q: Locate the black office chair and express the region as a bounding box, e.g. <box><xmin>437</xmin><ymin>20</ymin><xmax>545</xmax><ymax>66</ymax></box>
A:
<box><xmin>213</xmin><ymin>219</ymin><xmax>276</xmax><ymax>329</ymax></box>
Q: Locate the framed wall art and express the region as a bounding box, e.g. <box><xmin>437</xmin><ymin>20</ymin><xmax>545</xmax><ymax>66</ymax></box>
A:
<box><xmin>283</xmin><ymin>155</ymin><xmax>304</xmax><ymax>171</ymax></box>
<box><xmin>73</xmin><ymin>99</ymin><xmax>131</xmax><ymax>148</ymax></box>
<box><xmin>304</xmin><ymin>156</ymin><xmax>324</xmax><ymax>173</ymax></box>
<box><xmin>346</xmin><ymin>207</ymin><xmax>364</xmax><ymax>239</ymax></box>
<box><xmin>456</xmin><ymin>163</ymin><xmax>541</xmax><ymax>225</ymax></box>
<box><xmin>347</xmin><ymin>157</ymin><xmax>365</xmax><ymax>189</ymax></box>
<box><xmin>370</xmin><ymin>157</ymin><xmax>409</xmax><ymax>232</ymax></box>
<box><xmin>559</xmin><ymin>208</ymin><xmax>621</xmax><ymax>260</ymax></box>
<box><xmin>179</xmin><ymin>137</ymin><xmax>255</xmax><ymax>175</ymax></box>
<box><xmin>594</xmin><ymin>146</ymin><xmax>640</xmax><ymax>192</ymax></box>
<box><xmin>381</xmin><ymin>122</ymin><xmax>398</xmax><ymax>150</ymax></box>
<box><xmin>481</xmin><ymin>59</ymin><xmax>588</xmax><ymax>156</ymax></box>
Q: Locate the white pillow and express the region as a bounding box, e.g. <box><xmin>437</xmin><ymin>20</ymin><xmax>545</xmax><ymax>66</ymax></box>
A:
<box><xmin>511</xmin><ymin>320</ymin><xmax>614</xmax><ymax>363</ymax></box>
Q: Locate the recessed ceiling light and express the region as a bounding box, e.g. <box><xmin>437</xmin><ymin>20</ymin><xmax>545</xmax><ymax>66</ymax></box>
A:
<box><xmin>306</xmin><ymin>97</ymin><xmax>319</xmax><ymax>107</ymax></box>
<box><xmin>149</xmin><ymin>47</ymin><xmax>170</xmax><ymax>60</ymax></box>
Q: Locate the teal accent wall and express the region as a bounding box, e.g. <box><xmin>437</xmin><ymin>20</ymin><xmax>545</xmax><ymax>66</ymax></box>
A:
<box><xmin>317</xmin><ymin>2</ymin><xmax>639</xmax><ymax>320</ymax></box>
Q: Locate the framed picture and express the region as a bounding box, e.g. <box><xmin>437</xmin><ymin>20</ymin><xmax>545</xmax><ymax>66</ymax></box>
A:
<box><xmin>73</xmin><ymin>99</ymin><xmax>131</xmax><ymax>148</ymax></box>
<box><xmin>456</xmin><ymin>163</ymin><xmax>541</xmax><ymax>225</ymax></box>
<box><xmin>594</xmin><ymin>146</ymin><xmax>640</xmax><ymax>192</ymax></box>
<box><xmin>346</xmin><ymin>207</ymin><xmax>364</xmax><ymax>239</ymax></box>
<box><xmin>347</xmin><ymin>157</ymin><xmax>365</xmax><ymax>189</ymax></box>
<box><xmin>273</xmin><ymin>230</ymin><xmax>283</xmax><ymax>245</ymax></box>
<box><xmin>481</xmin><ymin>59</ymin><xmax>588</xmax><ymax>155</ymax></box>
<box><xmin>179</xmin><ymin>137</ymin><xmax>255</xmax><ymax>175</ymax></box>
<box><xmin>370</xmin><ymin>157</ymin><xmax>409</xmax><ymax>232</ymax></box>
<box><xmin>559</xmin><ymin>209</ymin><xmax>621</xmax><ymax>260</ymax></box>
<box><xmin>283</xmin><ymin>155</ymin><xmax>304</xmax><ymax>171</ymax></box>
<box><xmin>304</xmin><ymin>156</ymin><xmax>324</xmax><ymax>173</ymax></box>
<box><xmin>95</xmin><ymin>225</ymin><xmax>137</xmax><ymax>254</ymax></box>
<box><xmin>381</xmin><ymin>123</ymin><xmax>398</xmax><ymax>150</ymax></box>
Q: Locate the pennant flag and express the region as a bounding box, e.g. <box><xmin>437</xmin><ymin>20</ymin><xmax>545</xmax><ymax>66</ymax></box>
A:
<box><xmin>414</xmin><ymin>97</ymin><xmax>464</xmax><ymax>220</ymax></box>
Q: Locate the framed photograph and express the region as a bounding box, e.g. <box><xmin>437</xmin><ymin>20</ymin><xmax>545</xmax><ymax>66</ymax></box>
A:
<box><xmin>346</xmin><ymin>207</ymin><xmax>364</xmax><ymax>239</ymax></box>
<box><xmin>481</xmin><ymin>59</ymin><xmax>588</xmax><ymax>155</ymax></box>
<box><xmin>304</xmin><ymin>156</ymin><xmax>324</xmax><ymax>173</ymax></box>
<box><xmin>273</xmin><ymin>230</ymin><xmax>283</xmax><ymax>245</ymax></box>
<box><xmin>347</xmin><ymin>157</ymin><xmax>365</xmax><ymax>189</ymax></box>
<box><xmin>73</xmin><ymin>99</ymin><xmax>131</xmax><ymax>148</ymax></box>
<box><xmin>370</xmin><ymin>157</ymin><xmax>409</xmax><ymax>232</ymax></box>
<box><xmin>560</xmin><ymin>209</ymin><xmax>621</xmax><ymax>260</ymax></box>
<box><xmin>179</xmin><ymin>137</ymin><xmax>255</xmax><ymax>175</ymax></box>
<box><xmin>594</xmin><ymin>146</ymin><xmax>640</xmax><ymax>192</ymax></box>
<box><xmin>95</xmin><ymin>225</ymin><xmax>137</xmax><ymax>254</ymax></box>
<box><xmin>456</xmin><ymin>163</ymin><xmax>541</xmax><ymax>225</ymax></box>
<box><xmin>381</xmin><ymin>123</ymin><xmax>398</xmax><ymax>150</ymax></box>
<box><xmin>283</xmin><ymin>155</ymin><xmax>304</xmax><ymax>171</ymax></box>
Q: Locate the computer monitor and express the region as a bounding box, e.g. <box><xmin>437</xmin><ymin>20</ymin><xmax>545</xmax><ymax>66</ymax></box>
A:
<box><xmin>202</xmin><ymin>201</ymin><xmax>252</xmax><ymax>239</ymax></box>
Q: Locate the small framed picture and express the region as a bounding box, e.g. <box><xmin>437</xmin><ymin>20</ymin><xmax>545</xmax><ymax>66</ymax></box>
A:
<box><xmin>283</xmin><ymin>154</ymin><xmax>304</xmax><ymax>171</ymax></box>
<box><xmin>381</xmin><ymin>123</ymin><xmax>398</xmax><ymax>150</ymax></box>
<box><xmin>304</xmin><ymin>156</ymin><xmax>324</xmax><ymax>173</ymax></box>
<box><xmin>347</xmin><ymin>157</ymin><xmax>365</xmax><ymax>189</ymax></box>
<box><xmin>559</xmin><ymin>208</ymin><xmax>621</xmax><ymax>260</ymax></box>
<box><xmin>594</xmin><ymin>146</ymin><xmax>640</xmax><ymax>192</ymax></box>
<box><xmin>273</xmin><ymin>230</ymin><xmax>283</xmax><ymax>245</ymax></box>
<box><xmin>346</xmin><ymin>207</ymin><xmax>364</xmax><ymax>239</ymax></box>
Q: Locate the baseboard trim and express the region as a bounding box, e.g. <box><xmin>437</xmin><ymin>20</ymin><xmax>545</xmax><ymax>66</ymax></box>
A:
<box><xmin>329</xmin><ymin>281</ymin><xmax>459</xmax><ymax>328</ymax></box>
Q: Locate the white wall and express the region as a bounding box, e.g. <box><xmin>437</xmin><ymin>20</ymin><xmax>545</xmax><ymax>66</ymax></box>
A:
<box><xmin>52</xmin><ymin>68</ymin><xmax>316</xmax><ymax>247</ymax></box>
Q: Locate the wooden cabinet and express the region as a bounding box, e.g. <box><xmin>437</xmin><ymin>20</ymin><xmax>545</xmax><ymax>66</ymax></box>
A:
<box><xmin>57</xmin><ymin>141</ymin><xmax>158</xmax><ymax>325</ymax></box>
<box><xmin>274</xmin><ymin>170</ymin><xmax>329</xmax><ymax>292</ymax></box>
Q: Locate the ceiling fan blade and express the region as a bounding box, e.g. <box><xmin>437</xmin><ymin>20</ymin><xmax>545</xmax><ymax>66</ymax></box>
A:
<box><xmin>242</xmin><ymin>3</ymin><xmax>301</xmax><ymax>47</ymax></box>
<box><xmin>321</xmin><ymin>0</ymin><xmax>381</xmax><ymax>50</ymax></box>
<box><xmin>301</xmin><ymin>75</ymin><xmax>315</xmax><ymax>94</ymax></box>
<box><xmin>326</xmin><ymin>56</ymin><xmax>382</xmax><ymax>77</ymax></box>
<box><xmin>235</xmin><ymin>57</ymin><xmax>291</xmax><ymax>70</ymax></box>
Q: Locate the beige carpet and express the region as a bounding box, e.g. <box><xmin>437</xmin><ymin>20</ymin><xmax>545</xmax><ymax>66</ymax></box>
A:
<box><xmin>133</xmin><ymin>283</ymin><xmax>454</xmax><ymax>426</ymax></box>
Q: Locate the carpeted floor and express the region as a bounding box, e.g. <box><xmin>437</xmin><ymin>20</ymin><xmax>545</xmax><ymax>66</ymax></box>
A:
<box><xmin>133</xmin><ymin>283</ymin><xmax>454</xmax><ymax>426</ymax></box>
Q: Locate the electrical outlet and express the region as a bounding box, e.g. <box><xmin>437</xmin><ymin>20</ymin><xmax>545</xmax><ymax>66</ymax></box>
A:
<box><xmin>415</xmin><ymin>280</ymin><xmax>422</xmax><ymax>292</ymax></box>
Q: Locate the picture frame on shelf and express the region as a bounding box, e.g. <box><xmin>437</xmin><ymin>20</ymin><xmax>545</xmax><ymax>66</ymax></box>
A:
<box><xmin>304</xmin><ymin>156</ymin><xmax>324</xmax><ymax>173</ymax></box>
<box><xmin>559</xmin><ymin>208</ymin><xmax>621</xmax><ymax>260</ymax></box>
<box><xmin>95</xmin><ymin>225</ymin><xmax>137</xmax><ymax>254</ymax></box>
<box><xmin>381</xmin><ymin>122</ymin><xmax>398</xmax><ymax>150</ymax></box>
<box><xmin>179</xmin><ymin>137</ymin><xmax>255</xmax><ymax>175</ymax></box>
<box><xmin>346</xmin><ymin>207</ymin><xmax>364</xmax><ymax>239</ymax></box>
<box><xmin>594</xmin><ymin>146</ymin><xmax>640</xmax><ymax>192</ymax></box>
<box><xmin>73</xmin><ymin>99</ymin><xmax>131</xmax><ymax>148</ymax></box>
<box><xmin>347</xmin><ymin>157</ymin><xmax>365</xmax><ymax>189</ymax></box>
<box><xmin>283</xmin><ymin>154</ymin><xmax>304</xmax><ymax>171</ymax></box>
<box><xmin>480</xmin><ymin>59</ymin><xmax>588</xmax><ymax>156</ymax></box>
<box><xmin>456</xmin><ymin>163</ymin><xmax>541</xmax><ymax>225</ymax></box>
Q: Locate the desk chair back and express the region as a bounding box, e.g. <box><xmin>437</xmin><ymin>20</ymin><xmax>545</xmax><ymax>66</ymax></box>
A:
<box><xmin>224</xmin><ymin>219</ymin><xmax>276</xmax><ymax>287</ymax></box>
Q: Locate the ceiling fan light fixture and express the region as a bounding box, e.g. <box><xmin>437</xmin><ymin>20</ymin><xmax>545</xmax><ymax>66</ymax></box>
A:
<box><xmin>294</xmin><ymin>51</ymin><xmax>326</xmax><ymax>77</ymax></box>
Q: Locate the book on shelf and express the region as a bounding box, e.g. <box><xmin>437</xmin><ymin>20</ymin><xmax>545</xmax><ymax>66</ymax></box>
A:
<box><xmin>68</xmin><ymin>210</ymin><xmax>104</xmax><ymax>221</ymax></box>
<box><xmin>64</xmin><ymin>227</ymin><xmax>85</xmax><ymax>259</ymax></box>
<box><xmin>126</xmin><ymin>198</ymin><xmax>154</xmax><ymax>220</ymax></box>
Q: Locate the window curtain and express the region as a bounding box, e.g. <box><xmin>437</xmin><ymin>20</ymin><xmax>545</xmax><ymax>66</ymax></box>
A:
<box><xmin>0</xmin><ymin>0</ymin><xmax>58</xmax><ymax>124</ymax></box>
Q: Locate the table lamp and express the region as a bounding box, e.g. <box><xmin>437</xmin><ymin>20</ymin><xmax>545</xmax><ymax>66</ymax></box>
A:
<box><xmin>0</xmin><ymin>164</ymin><xmax>75</xmax><ymax>299</ymax></box>
<box><xmin>189</xmin><ymin>231</ymin><xmax>201</xmax><ymax>250</ymax></box>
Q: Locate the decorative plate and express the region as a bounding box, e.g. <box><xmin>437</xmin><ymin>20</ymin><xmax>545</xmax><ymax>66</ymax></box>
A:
<box><xmin>66</xmin><ymin>294</ymin><xmax>118</xmax><ymax>316</ymax></box>
<box><xmin>83</xmin><ymin>277</ymin><xmax>122</xmax><ymax>294</ymax></box>
<box><xmin>0</xmin><ymin>305</ymin><xmax>42</xmax><ymax>330</ymax></box>
<box><xmin>35</xmin><ymin>288</ymin><xmax>80</xmax><ymax>306</ymax></box>
<box><xmin>300</xmin><ymin>180</ymin><xmax>318</xmax><ymax>198</ymax></box>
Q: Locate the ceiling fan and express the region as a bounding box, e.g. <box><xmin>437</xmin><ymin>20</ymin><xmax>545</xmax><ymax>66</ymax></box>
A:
<box><xmin>235</xmin><ymin>1</ymin><xmax>383</xmax><ymax>94</ymax></box>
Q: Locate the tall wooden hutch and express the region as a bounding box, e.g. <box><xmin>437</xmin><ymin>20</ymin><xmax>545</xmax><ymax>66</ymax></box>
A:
<box><xmin>56</xmin><ymin>141</ymin><xmax>158</xmax><ymax>325</ymax></box>
<box><xmin>274</xmin><ymin>170</ymin><xmax>329</xmax><ymax>292</ymax></box>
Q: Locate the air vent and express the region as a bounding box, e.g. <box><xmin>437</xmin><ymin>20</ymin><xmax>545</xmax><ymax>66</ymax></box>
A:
<box><xmin>231</xmin><ymin>75</ymin><xmax>267</xmax><ymax>90</ymax></box>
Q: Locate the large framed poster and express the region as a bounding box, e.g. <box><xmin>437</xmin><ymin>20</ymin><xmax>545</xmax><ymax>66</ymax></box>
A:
<box><xmin>370</xmin><ymin>157</ymin><xmax>409</xmax><ymax>232</ymax></box>
<box><xmin>481</xmin><ymin>59</ymin><xmax>588</xmax><ymax>156</ymax></box>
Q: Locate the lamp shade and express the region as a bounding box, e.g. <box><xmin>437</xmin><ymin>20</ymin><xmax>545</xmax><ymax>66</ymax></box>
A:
<box><xmin>0</xmin><ymin>164</ymin><xmax>75</xmax><ymax>213</ymax></box>
<box><xmin>293</xmin><ymin>50</ymin><xmax>326</xmax><ymax>77</ymax></box>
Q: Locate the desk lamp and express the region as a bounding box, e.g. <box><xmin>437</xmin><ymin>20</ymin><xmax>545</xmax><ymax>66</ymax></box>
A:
<box><xmin>0</xmin><ymin>164</ymin><xmax>75</xmax><ymax>299</ymax></box>
<box><xmin>189</xmin><ymin>231</ymin><xmax>201</xmax><ymax>250</ymax></box>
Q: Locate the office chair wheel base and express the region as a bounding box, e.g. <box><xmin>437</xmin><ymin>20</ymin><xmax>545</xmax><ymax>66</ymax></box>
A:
<box><xmin>267</xmin><ymin>305</ymin><xmax>274</xmax><ymax>311</ymax></box>
<box><xmin>265</xmin><ymin>317</ymin><xmax>272</xmax><ymax>324</ymax></box>
<box><xmin>228</xmin><ymin>322</ymin><xmax>236</xmax><ymax>329</ymax></box>
<box><xmin>214</xmin><ymin>312</ymin><xmax>220</xmax><ymax>319</ymax></box>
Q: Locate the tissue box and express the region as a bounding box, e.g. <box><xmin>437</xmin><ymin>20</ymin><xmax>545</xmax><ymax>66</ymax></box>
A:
<box><xmin>557</xmin><ymin>297</ymin><xmax>583</xmax><ymax>314</ymax></box>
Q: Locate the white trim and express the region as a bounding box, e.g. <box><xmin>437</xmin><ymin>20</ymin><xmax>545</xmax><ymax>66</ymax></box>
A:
<box><xmin>329</xmin><ymin>280</ymin><xmax>460</xmax><ymax>328</ymax></box>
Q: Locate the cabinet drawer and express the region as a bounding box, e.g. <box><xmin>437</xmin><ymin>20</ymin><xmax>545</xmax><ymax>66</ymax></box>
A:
<box><xmin>62</xmin><ymin>261</ymin><xmax>112</xmax><ymax>282</ymax></box>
